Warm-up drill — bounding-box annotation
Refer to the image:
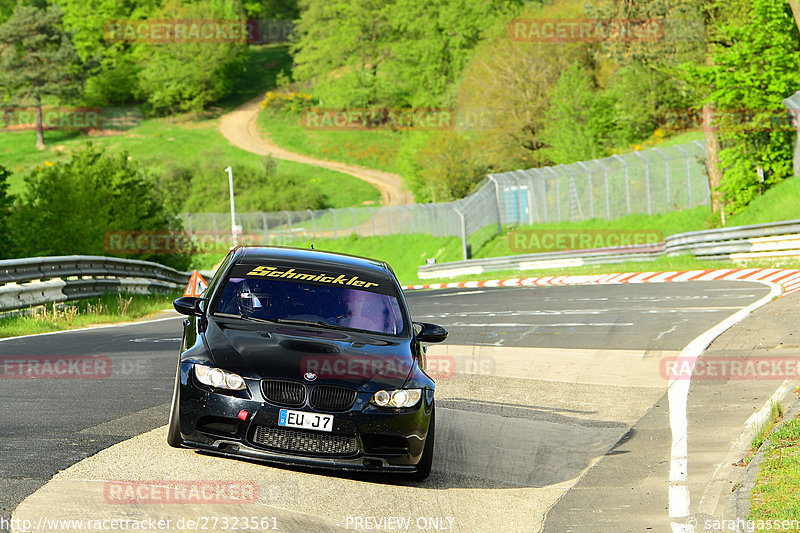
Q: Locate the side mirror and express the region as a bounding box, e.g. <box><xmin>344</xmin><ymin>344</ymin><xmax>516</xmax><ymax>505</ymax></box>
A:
<box><xmin>173</xmin><ymin>296</ymin><xmax>208</xmax><ymax>317</ymax></box>
<box><xmin>414</xmin><ymin>322</ymin><xmax>448</xmax><ymax>343</ymax></box>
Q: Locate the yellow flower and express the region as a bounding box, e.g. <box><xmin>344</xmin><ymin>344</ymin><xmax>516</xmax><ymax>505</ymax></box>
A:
<box><xmin>44</xmin><ymin>161</ymin><xmax>54</xmax><ymax>166</ymax></box>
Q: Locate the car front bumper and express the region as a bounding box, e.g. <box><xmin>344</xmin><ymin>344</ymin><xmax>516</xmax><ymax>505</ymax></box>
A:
<box><xmin>175</xmin><ymin>363</ymin><xmax>434</xmax><ymax>473</ymax></box>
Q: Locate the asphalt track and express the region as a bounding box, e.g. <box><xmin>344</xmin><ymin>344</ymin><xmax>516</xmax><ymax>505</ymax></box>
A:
<box><xmin>0</xmin><ymin>281</ymin><xmax>791</xmax><ymax>532</ymax></box>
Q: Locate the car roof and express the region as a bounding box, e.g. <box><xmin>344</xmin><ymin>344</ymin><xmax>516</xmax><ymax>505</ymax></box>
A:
<box><xmin>232</xmin><ymin>245</ymin><xmax>392</xmax><ymax>278</ymax></box>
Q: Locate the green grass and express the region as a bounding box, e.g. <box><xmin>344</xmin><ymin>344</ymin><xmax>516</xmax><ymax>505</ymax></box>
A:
<box><xmin>727</xmin><ymin>176</ymin><xmax>800</xmax><ymax>227</ymax></box>
<box><xmin>0</xmin><ymin>43</ymin><xmax>380</xmax><ymax>207</ymax></box>
<box><xmin>655</xmin><ymin>130</ymin><xmax>705</xmax><ymax>148</ymax></box>
<box><xmin>192</xmin><ymin>233</ymin><xmax>463</xmax><ymax>283</ymax></box>
<box><xmin>257</xmin><ymin>110</ymin><xmax>434</xmax><ymax>176</ymax></box>
<box><xmin>474</xmin><ymin>206</ymin><xmax>711</xmax><ymax>259</ymax></box>
<box><xmin>0</xmin><ymin>291</ymin><xmax>181</xmax><ymax>338</ymax></box>
<box><xmin>752</xmin><ymin>402</ymin><xmax>786</xmax><ymax>452</ymax></box>
<box><xmin>0</xmin><ymin>117</ymin><xmax>379</xmax><ymax>207</ymax></box>
<box><xmin>749</xmin><ymin>412</ymin><xmax>800</xmax><ymax>524</ymax></box>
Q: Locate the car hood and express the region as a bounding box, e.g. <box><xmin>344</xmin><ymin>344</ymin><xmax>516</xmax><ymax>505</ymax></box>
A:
<box><xmin>197</xmin><ymin>317</ymin><xmax>415</xmax><ymax>391</ymax></box>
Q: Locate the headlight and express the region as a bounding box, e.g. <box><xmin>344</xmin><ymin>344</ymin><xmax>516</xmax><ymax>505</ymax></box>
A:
<box><xmin>370</xmin><ymin>388</ymin><xmax>422</xmax><ymax>408</ymax></box>
<box><xmin>194</xmin><ymin>365</ymin><xmax>246</xmax><ymax>390</ymax></box>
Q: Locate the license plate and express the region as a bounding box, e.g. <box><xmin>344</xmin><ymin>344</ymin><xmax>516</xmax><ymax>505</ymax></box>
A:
<box><xmin>278</xmin><ymin>409</ymin><xmax>333</xmax><ymax>432</ymax></box>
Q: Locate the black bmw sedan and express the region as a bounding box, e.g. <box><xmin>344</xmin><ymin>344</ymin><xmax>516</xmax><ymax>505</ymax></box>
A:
<box><xmin>168</xmin><ymin>246</ymin><xmax>448</xmax><ymax>480</ymax></box>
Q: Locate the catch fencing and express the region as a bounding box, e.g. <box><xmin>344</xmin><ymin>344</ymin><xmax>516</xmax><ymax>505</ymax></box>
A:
<box><xmin>181</xmin><ymin>141</ymin><xmax>710</xmax><ymax>260</ymax></box>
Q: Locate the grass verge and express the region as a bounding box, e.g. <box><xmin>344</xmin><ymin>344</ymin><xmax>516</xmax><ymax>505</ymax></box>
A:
<box><xmin>749</xmin><ymin>399</ymin><xmax>800</xmax><ymax>524</ymax></box>
<box><xmin>0</xmin><ymin>291</ymin><xmax>181</xmax><ymax>338</ymax></box>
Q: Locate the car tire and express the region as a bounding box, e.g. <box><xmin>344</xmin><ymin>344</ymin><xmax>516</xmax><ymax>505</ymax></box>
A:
<box><xmin>411</xmin><ymin>405</ymin><xmax>435</xmax><ymax>481</ymax></box>
<box><xmin>166</xmin><ymin>365</ymin><xmax>183</xmax><ymax>448</ymax></box>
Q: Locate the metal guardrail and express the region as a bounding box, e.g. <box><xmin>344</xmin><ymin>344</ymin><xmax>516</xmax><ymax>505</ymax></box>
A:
<box><xmin>418</xmin><ymin>219</ymin><xmax>800</xmax><ymax>279</ymax></box>
<box><xmin>0</xmin><ymin>256</ymin><xmax>190</xmax><ymax>312</ymax></box>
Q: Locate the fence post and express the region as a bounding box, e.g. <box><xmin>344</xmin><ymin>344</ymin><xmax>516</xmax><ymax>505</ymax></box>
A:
<box><xmin>673</xmin><ymin>144</ymin><xmax>692</xmax><ymax>207</ymax></box>
<box><xmin>545</xmin><ymin>167</ymin><xmax>561</xmax><ymax>221</ymax></box>
<box><xmin>258</xmin><ymin>212</ymin><xmax>267</xmax><ymax>244</ymax></box>
<box><xmin>653</xmin><ymin>148</ymin><xmax>670</xmax><ymax>208</ymax></box>
<box><xmin>633</xmin><ymin>151</ymin><xmax>651</xmax><ymax>215</ymax></box>
<box><xmin>487</xmin><ymin>175</ymin><xmax>503</xmax><ymax>232</ymax></box>
<box><xmin>328</xmin><ymin>208</ymin><xmax>337</xmax><ymax>238</ymax></box>
<box><xmin>591</xmin><ymin>159</ymin><xmax>610</xmax><ymax>219</ymax></box>
<box><xmin>522</xmin><ymin>170</ymin><xmax>535</xmax><ymax>224</ymax></box>
<box><xmin>306</xmin><ymin>210</ymin><xmax>315</xmax><ymax>239</ymax></box>
<box><xmin>691</xmin><ymin>140</ymin><xmax>711</xmax><ymax>203</ymax></box>
<box><xmin>577</xmin><ymin>161</ymin><xmax>594</xmax><ymax>219</ymax></box>
<box><xmin>612</xmin><ymin>155</ymin><xmax>631</xmax><ymax>215</ymax></box>
<box><xmin>350</xmin><ymin>207</ymin><xmax>357</xmax><ymax>236</ymax></box>
<box><xmin>531</xmin><ymin>169</ymin><xmax>548</xmax><ymax>222</ymax></box>
<box><xmin>452</xmin><ymin>206</ymin><xmax>468</xmax><ymax>261</ymax></box>
<box><xmin>210</xmin><ymin>213</ymin><xmax>218</xmax><ymax>242</ymax></box>
<box><xmin>282</xmin><ymin>210</ymin><xmax>292</xmax><ymax>233</ymax></box>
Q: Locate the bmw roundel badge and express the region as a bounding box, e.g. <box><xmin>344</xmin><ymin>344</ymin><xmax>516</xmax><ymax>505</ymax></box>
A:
<box><xmin>303</xmin><ymin>372</ymin><xmax>317</xmax><ymax>381</ymax></box>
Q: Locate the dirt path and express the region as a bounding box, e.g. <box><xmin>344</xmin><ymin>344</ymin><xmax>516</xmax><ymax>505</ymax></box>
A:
<box><xmin>218</xmin><ymin>96</ymin><xmax>413</xmax><ymax>206</ymax></box>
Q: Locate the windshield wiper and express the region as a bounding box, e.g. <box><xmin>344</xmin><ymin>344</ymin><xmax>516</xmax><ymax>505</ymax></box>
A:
<box><xmin>213</xmin><ymin>312</ymin><xmax>278</xmax><ymax>324</ymax></box>
<box><xmin>275</xmin><ymin>318</ymin><xmax>357</xmax><ymax>331</ymax></box>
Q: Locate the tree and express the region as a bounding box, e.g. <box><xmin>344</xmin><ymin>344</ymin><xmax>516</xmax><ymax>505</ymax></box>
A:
<box><xmin>13</xmin><ymin>144</ymin><xmax>189</xmax><ymax>269</ymax></box>
<box><xmin>0</xmin><ymin>4</ymin><xmax>85</xmax><ymax>149</ymax></box>
<box><xmin>541</xmin><ymin>63</ymin><xmax>616</xmax><ymax>164</ymax></box>
<box><xmin>0</xmin><ymin>165</ymin><xmax>13</xmax><ymax>259</ymax></box>
<box><xmin>55</xmin><ymin>0</ymin><xmax>160</xmax><ymax>106</ymax></box>
<box><xmin>0</xmin><ymin>0</ymin><xmax>14</xmax><ymax>25</ymax></box>
<box><xmin>385</xmin><ymin>0</ymin><xmax>524</xmax><ymax>106</ymax></box>
<box><xmin>585</xmin><ymin>0</ymin><xmax>722</xmax><ymax>209</ymax></box>
<box><xmin>243</xmin><ymin>0</ymin><xmax>299</xmax><ymax>19</ymax></box>
<box><xmin>457</xmin><ymin>0</ymin><xmax>594</xmax><ymax>169</ymax></box>
<box><xmin>411</xmin><ymin>131</ymin><xmax>487</xmax><ymax>201</ymax></box>
<box><xmin>291</xmin><ymin>0</ymin><xmax>394</xmax><ymax>107</ymax></box>
<box><xmin>132</xmin><ymin>0</ymin><xmax>248</xmax><ymax>114</ymax></box>
<box><xmin>701</xmin><ymin>0</ymin><xmax>800</xmax><ymax>214</ymax></box>
<box><xmin>291</xmin><ymin>0</ymin><xmax>523</xmax><ymax>108</ymax></box>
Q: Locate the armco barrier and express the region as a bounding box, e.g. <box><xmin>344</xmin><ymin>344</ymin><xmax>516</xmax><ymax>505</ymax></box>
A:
<box><xmin>0</xmin><ymin>256</ymin><xmax>190</xmax><ymax>312</ymax></box>
<box><xmin>418</xmin><ymin>219</ymin><xmax>800</xmax><ymax>279</ymax></box>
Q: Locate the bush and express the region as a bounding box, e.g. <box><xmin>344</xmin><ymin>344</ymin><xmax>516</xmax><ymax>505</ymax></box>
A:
<box><xmin>159</xmin><ymin>155</ymin><xmax>329</xmax><ymax>213</ymax></box>
<box><xmin>132</xmin><ymin>0</ymin><xmax>248</xmax><ymax>114</ymax></box>
<box><xmin>11</xmin><ymin>144</ymin><xmax>190</xmax><ymax>270</ymax></box>
<box><xmin>411</xmin><ymin>131</ymin><xmax>487</xmax><ymax>202</ymax></box>
<box><xmin>540</xmin><ymin>63</ymin><xmax>616</xmax><ymax>164</ymax></box>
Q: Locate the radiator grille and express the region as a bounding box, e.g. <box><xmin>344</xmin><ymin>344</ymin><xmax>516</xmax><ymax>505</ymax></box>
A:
<box><xmin>253</xmin><ymin>426</ymin><xmax>358</xmax><ymax>455</ymax></box>
<box><xmin>261</xmin><ymin>380</ymin><xmax>306</xmax><ymax>407</ymax></box>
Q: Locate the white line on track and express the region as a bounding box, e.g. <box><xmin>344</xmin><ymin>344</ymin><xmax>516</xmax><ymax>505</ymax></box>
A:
<box><xmin>667</xmin><ymin>280</ymin><xmax>781</xmax><ymax>532</ymax></box>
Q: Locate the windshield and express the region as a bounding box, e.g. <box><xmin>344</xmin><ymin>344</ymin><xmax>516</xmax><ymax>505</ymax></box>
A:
<box><xmin>213</xmin><ymin>276</ymin><xmax>406</xmax><ymax>336</ymax></box>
